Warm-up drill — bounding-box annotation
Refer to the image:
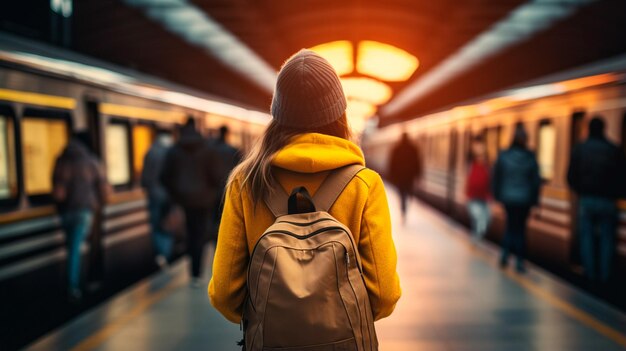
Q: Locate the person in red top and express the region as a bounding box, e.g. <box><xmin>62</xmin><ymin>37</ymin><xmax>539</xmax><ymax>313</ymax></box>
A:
<box><xmin>465</xmin><ymin>136</ymin><xmax>491</xmax><ymax>243</ymax></box>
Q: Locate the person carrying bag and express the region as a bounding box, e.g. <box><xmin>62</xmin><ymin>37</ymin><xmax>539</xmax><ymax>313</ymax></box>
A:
<box><xmin>209</xmin><ymin>50</ymin><xmax>401</xmax><ymax>350</ymax></box>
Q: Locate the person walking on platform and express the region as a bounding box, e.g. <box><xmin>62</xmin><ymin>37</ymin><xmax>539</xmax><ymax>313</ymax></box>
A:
<box><xmin>141</xmin><ymin>132</ymin><xmax>174</xmax><ymax>268</ymax></box>
<box><xmin>388</xmin><ymin>131</ymin><xmax>422</xmax><ymax>223</ymax></box>
<box><xmin>209</xmin><ymin>50</ymin><xmax>400</xmax><ymax>350</ymax></box>
<box><xmin>161</xmin><ymin>118</ymin><xmax>223</xmax><ymax>286</ymax></box>
<box><xmin>52</xmin><ymin>132</ymin><xmax>108</xmax><ymax>301</ymax></box>
<box><xmin>465</xmin><ymin>136</ymin><xmax>491</xmax><ymax>244</ymax></box>
<box><xmin>492</xmin><ymin>124</ymin><xmax>541</xmax><ymax>273</ymax></box>
<box><xmin>567</xmin><ymin>117</ymin><xmax>626</xmax><ymax>283</ymax></box>
<box><xmin>210</xmin><ymin>125</ymin><xmax>242</xmax><ymax>243</ymax></box>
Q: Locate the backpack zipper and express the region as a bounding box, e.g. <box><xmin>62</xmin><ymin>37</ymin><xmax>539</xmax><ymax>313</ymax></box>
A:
<box><xmin>276</xmin><ymin>217</ymin><xmax>334</xmax><ymax>226</ymax></box>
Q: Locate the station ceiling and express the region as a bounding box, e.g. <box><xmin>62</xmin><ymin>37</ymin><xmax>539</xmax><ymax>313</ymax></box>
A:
<box><xmin>68</xmin><ymin>0</ymin><xmax>626</xmax><ymax>125</ymax></box>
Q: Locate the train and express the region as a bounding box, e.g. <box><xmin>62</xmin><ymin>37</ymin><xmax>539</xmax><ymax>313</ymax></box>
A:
<box><xmin>364</xmin><ymin>54</ymin><xmax>626</xmax><ymax>300</ymax></box>
<box><xmin>0</xmin><ymin>32</ymin><xmax>268</xmax><ymax>349</ymax></box>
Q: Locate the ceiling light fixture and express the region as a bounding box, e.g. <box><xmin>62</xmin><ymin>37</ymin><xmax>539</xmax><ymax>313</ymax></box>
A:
<box><xmin>346</xmin><ymin>99</ymin><xmax>377</xmax><ymax>120</ymax></box>
<box><xmin>356</xmin><ymin>41</ymin><xmax>419</xmax><ymax>82</ymax></box>
<box><xmin>341</xmin><ymin>77</ymin><xmax>393</xmax><ymax>105</ymax></box>
<box><xmin>310</xmin><ymin>41</ymin><xmax>354</xmax><ymax>76</ymax></box>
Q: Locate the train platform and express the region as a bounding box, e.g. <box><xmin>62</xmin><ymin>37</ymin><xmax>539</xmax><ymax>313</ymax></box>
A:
<box><xmin>24</xmin><ymin>188</ymin><xmax>626</xmax><ymax>351</ymax></box>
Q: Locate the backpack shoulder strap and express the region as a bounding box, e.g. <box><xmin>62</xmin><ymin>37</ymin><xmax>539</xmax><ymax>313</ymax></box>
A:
<box><xmin>264</xmin><ymin>176</ymin><xmax>289</xmax><ymax>218</ymax></box>
<box><xmin>264</xmin><ymin>164</ymin><xmax>366</xmax><ymax>217</ymax></box>
<box><xmin>313</xmin><ymin>164</ymin><xmax>365</xmax><ymax>212</ymax></box>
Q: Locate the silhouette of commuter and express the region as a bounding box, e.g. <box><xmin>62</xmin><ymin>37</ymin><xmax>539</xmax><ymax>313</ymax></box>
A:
<box><xmin>52</xmin><ymin>132</ymin><xmax>108</xmax><ymax>301</ymax></box>
<box><xmin>161</xmin><ymin>118</ymin><xmax>224</xmax><ymax>286</ymax></box>
<box><xmin>142</xmin><ymin>132</ymin><xmax>174</xmax><ymax>268</ymax></box>
<box><xmin>492</xmin><ymin>124</ymin><xmax>541</xmax><ymax>273</ymax></box>
<box><xmin>388</xmin><ymin>132</ymin><xmax>422</xmax><ymax>222</ymax></box>
<box><xmin>210</xmin><ymin>125</ymin><xmax>242</xmax><ymax>243</ymax></box>
<box><xmin>465</xmin><ymin>136</ymin><xmax>491</xmax><ymax>243</ymax></box>
<box><xmin>209</xmin><ymin>50</ymin><xmax>400</xmax><ymax>349</ymax></box>
<box><xmin>567</xmin><ymin>117</ymin><xmax>626</xmax><ymax>282</ymax></box>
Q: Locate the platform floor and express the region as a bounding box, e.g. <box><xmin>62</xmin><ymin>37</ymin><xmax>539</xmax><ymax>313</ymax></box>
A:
<box><xmin>25</xmin><ymin>188</ymin><xmax>626</xmax><ymax>351</ymax></box>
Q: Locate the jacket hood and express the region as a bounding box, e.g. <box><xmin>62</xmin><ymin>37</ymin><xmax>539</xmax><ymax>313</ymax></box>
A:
<box><xmin>272</xmin><ymin>133</ymin><xmax>365</xmax><ymax>173</ymax></box>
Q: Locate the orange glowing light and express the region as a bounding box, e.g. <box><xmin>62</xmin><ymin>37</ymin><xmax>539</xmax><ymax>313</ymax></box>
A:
<box><xmin>346</xmin><ymin>99</ymin><xmax>377</xmax><ymax>120</ymax></box>
<box><xmin>451</xmin><ymin>105</ymin><xmax>480</xmax><ymax>119</ymax></box>
<box><xmin>557</xmin><ymin>73</ymin><xmax>620</xmax><ymax>92</ymax></box>
<box><xmin>341</xmin><ymin>77</ymin><xmax>393</xmax><ymax>105</ymax></box>
<box><xmin>310</xmin><ymin>41</ymin><xmax>354</xmax><ymax>76</ymax></box>
<box><xmin>357</xmin><ymin>41</ymin><xmax>419</xmax><ymax>82</ymax></box>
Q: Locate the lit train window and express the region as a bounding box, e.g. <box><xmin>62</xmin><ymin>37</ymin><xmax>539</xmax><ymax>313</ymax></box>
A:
<box><xmin>132</xmin><ymin>124</ymin><xmax>154</xmax><ymax>180</ymax></box>
<box><xmin>485</xmin><ymin>127</ymin><xmax>500</xmax><ymax>165</ymax></box>
<box><xmin>0</xmin><ymin>110</ymin><xmax>18</xmax><ymax>202</ymax></box>
<box><xmin>105</xmin><ymin>122</ymin><xmax>131</xmax><ymax>187</ymax></box>
<box><xmin>499</xmin><ymin>125</ymin><xmax>509</xmax><ymax>149</ymax></box>
<box><xmin>21</xmin><ymin>117</ymin><xmax>68</xmax><ymax>196</ymax></box>
<box><xmin>537</xmin><ymin>120</ymin><xmax>556</xmax><ymax>181</ymax></box>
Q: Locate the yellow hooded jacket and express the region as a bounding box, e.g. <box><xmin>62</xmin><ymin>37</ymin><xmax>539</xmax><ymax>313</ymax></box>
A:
<box><xmin>208</xmin><ymin>133</ymin><xmax>401</xmax><ymax>323</ymax></box>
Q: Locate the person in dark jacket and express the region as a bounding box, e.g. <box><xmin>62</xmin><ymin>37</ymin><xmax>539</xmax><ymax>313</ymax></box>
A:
<box><xmin>567</xmin><ymin>117</ymin><xmax>626</xmax><ymax>282</ymax></box>
<box><xmin>388</xmin><ymin>132</ymin><xmax>422</xmax><ymax>223</ymax></box>
<box><xmin>52</xmin><ymin>132</ymin><xmax>108</xmax><ymax>300</ymax></box>
<box><xmin>161</xmin><ymin>118</ymin><xmax>224</xmax><ymax>285</ymax></box>
<box><xmin>492</xmin><ymin>124</ymin><xmax>541</xmax><ymax>273</ymax></box>
<box><xmin>210</xmin><ymin>125</ymin><xmax>242</xmax><ymax>242</ymax></box>
<box><xmin>466</xmin><ymin>136</ymin><xmax>491</xmax><ymax>244</ymax></box>
<box><xmin>142</xmin><ymin>132</ymin><xmax>174</xmax><ymax>268</ymax></box>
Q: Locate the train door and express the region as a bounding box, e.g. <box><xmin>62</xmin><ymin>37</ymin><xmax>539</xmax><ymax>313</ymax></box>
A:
<box><xmin>85</xmin><ymin>98</ymin><xmax>105</xmax><ymax>287</ymax></box>
<box><xmin>569</xmin><ymin>111</ymin><xmax>586</xmax><ymax>267</ymax></box>
<box><xmin>447</xmin><ymin>129</ymin><xmax>458</xmax><ymax>215</ymax></box>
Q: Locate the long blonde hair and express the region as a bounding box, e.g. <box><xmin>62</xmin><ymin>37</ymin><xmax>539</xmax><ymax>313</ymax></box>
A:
<box><xmin>228</xmin><ymin>113</ymin><xmax>352</xmax><ymax>204</ymax></box>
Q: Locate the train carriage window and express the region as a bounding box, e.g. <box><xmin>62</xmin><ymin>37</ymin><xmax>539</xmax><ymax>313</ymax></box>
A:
<box><xmin>571</xmin><ymin>111</ymin><xmax>586</xmax><ymax>149</ymax></box>
<box><xmin>537</xmin><ymin>120</ymin><xmax>557</xmax><ymax>181</ymax></box>
<box><xmin>499</xmin><ymin>125</ymin><xmax>509</xmax><ymax>149</ymax></box>
<box><xmin>21</xmin><ymin>110</ymin><xmax>70</xmax><ymax>203</ymax></box>
<box><xmin>0</xmin><ymin>106</ymin><xmax>18</xmax><ymax>207</ymax></box>
<box><xmin>464</xmin><ymin>129</ymin><xmax>473</xmax><ymax>166</ymax></box>
<box><xmin>132</xmin><ymin>123</ymin><xmax>154</xmax><ymax>181</ymax></box>
<box><xmin>485</xmin><ymin>127</ymin><xmax>500</xmax><ymax>165</ymax></box>
<box><xmin>105</xmin><ymin>121</ymin><xmax>132</xmax><ymax>188</ymax></box>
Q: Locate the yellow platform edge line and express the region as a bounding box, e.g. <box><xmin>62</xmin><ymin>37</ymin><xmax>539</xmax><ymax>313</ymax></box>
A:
<box><xmin>465</xmin><ymin>237</ymin><xmax>626</xmax><ymax>347</ymax></box>
<box><xmin>69</xmin><ymin>276</ymin><xmax>187</xmax><ymax>351</ymax></box>
<box><xmin>0</xmin><ymin>89</ymin><xmax>75</xmax><ymax>110</ymax></box>
<box><xmin>424</xmin><ymin>204</ymin><xmax>626</xmax><ymax>348</ymax></box>
<box><xmin>507</xmin><ymin>272</ymin><xmax>626</xmax><ymax>347</ymax></box>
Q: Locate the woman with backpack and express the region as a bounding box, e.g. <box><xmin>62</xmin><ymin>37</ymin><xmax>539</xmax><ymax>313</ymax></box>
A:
<box><xmin>209</xmin><ymin>50</ymin><xmax>401</xmax><ymax>351</ymax></box>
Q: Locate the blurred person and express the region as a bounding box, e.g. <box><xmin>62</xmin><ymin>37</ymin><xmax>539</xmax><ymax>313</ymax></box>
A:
<box><xmin>492</xmin><ymin>124</ymin><xmax>541</xmax><ymax>273</ymax></box>
<box><xmin>141</xmin><ymin>132</ymin><xmax>174</xmax><ymax>268</ymax></box>
<box><xmin>52</xmin><ymin>131</ymin><xmax>108</xmax><ymax>301</ymax></box>
<box><xmin>567</xmin><ymin>117</ymin><xmax>626</xmax><ymax>282</ymax></box>
<box><xmin>465</xmin><ymin>136</ymin><xmax>491</xmax><ymax>244</ymax></box>
<box><xmin>161</xmin><ymin>118</ymin><xmax>223</xmax><ymax>286</ymax></box>
<box><xmin>209</xmin><ymin>50</ymin><xmax>400</xmax><ymax>350</ymax></box>
<box><xmin>388</xmin><ymin>132</ymin><xmax>422</xmax><ymax>222</ymax></box>
<box><xmin>210</xmin><ymin>125</ymin><xmax>242</xmax><ymax>243</ymax></box>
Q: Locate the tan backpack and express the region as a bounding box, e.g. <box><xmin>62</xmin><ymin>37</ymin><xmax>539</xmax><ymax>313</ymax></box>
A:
<box><xmin>242</xmin><ymin>164</ymin><xmax>378</xmax><ymax>351</ymax></box>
